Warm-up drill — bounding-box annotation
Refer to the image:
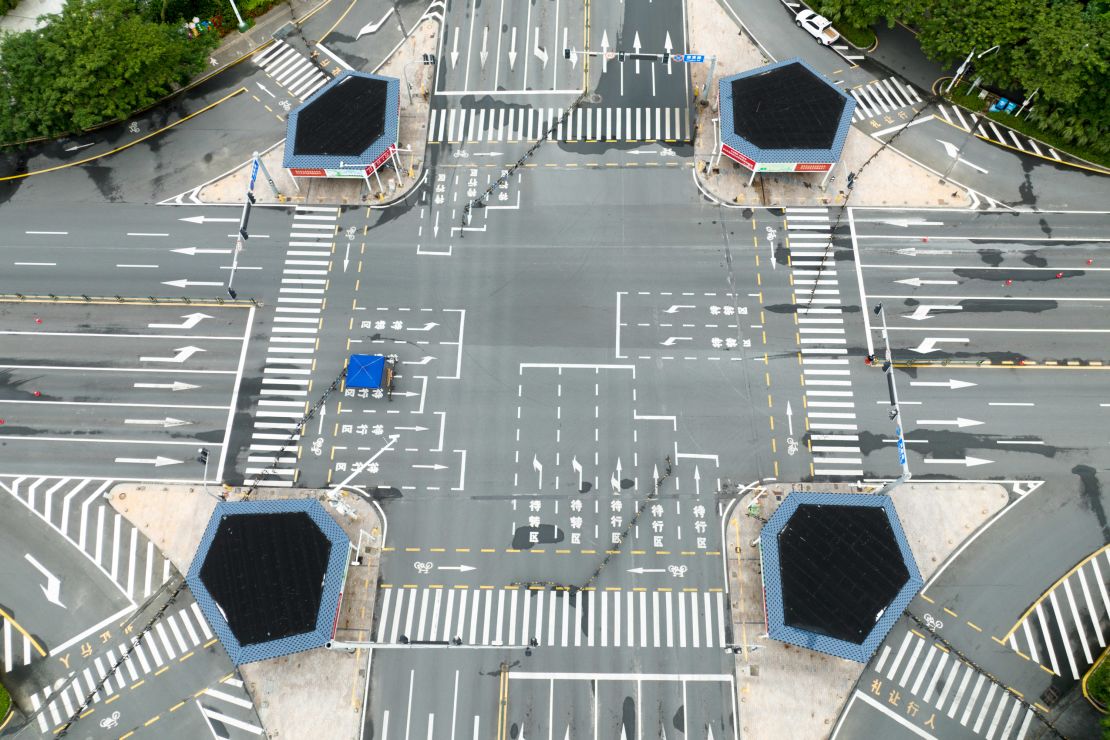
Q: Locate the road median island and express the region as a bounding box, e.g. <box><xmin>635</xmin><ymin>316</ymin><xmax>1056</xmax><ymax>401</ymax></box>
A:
<box><xmin>109</xmin><ymin>481</ymin><xmax>383</xmax><ymax>740</ymax></box>
<box><xmin>725</xmin><ymin>480</ymin><xmax>1007</xmax><ymax>739</ymax></box>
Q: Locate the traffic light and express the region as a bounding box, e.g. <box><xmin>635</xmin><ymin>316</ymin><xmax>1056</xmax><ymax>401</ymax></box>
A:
<box><xmin>197</xmin><ymin>448</ymin><xmax>209</xmax><ymax>464</ymax></box>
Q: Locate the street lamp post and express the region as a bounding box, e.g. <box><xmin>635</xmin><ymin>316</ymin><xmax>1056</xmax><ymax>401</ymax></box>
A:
<box><xmin>946</xmin><ymin>45</ymin><xmax>1000</xmax><ymax>93</ymax></box>
<box><xmin>227</xmin><ymin>0</ymin><xmax>249</xmax><ymax>31</ymax></box>
<box><xmin>873</xmin><ymin>303</ymin><xmax>912</xmax><ymax>495</ymax></box>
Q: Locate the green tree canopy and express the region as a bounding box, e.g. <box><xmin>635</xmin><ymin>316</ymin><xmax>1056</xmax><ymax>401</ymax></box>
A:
<box><xmin>0</xmin><ymin>0</ymin><xmax>213</xmax><ymax>142</ymax></box>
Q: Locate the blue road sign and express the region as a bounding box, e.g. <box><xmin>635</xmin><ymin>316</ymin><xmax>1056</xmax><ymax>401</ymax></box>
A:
<box><xmin>250</xmin><ymin>159</ymin><xmax>260</xmax><ymax>190</ymax></box>
<box><xmin>895</xmin><ymin>427</ymin><xmax>907</xmax><ymax>465</ymax></box>
<box><xmin>671</xmin><ymin>53</ymin><xmax>704</xmax><ymax>63</ymax></box>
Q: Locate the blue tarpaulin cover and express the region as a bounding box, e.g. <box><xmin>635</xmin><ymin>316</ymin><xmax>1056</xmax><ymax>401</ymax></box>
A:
<box><xmin>346</xmin><ymin>354</ymin><xmax>386</xmax><ymax>389</ymax></box>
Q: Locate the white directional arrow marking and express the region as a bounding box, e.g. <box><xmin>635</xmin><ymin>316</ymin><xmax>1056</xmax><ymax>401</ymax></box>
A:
<box><xmin>508</xmin><ymin>27</ymin><xmax>518</xmax><ymax>69</ymax></box>
<box><xmin>318</xmin><ymin>403</ymin><xmax>327</xmax><ymax>435</ymax></box>
<box><xmin>916</xmin><ymin>417</ymin><xmax>983</xmax><ymax>428</ymax></box>
<box><xmin>437</xmin><ymin>564</ymin><xmax>476</xmax><ymax>572</ymax></box>
<box><xmin>115</xmin><ymin>456</ymin><xmax>183</xmax><ymax>467</ymax></box>
<box><xmin>172</xmin><ymin>246</ymin><xmax>232</xmax><ymax>256</ymax></box>
<box><xmin>910</xmin><ymin>379</ymin><xmax>976</xmax><ymax>390</ymax></box>
<box><xmin>924</xmin><ymin>456</ymin><xmax>994</xmax><ymax>468</ymax></box>
<box><xmin>395</xmin><ymin>426</ymin><xmax>429</xmax><ymax>432</ymax></box>
<box><xmin>693</xmin><ymin>465</ymin><xmax>701</xmax><ymax>495</ymax></box>
<box><xmin>936</xmin><ymin>139</ymin><xmax>989</xmax><ymax>174</ymax></box>
<box><xmin>24</xmin><ymin>554</ymin><xmax>65</xmax><ymax>608</ymax></box>
<box><xmin>895</xmin><ymin>277</ymin><xmax>958</xmax><ymax>287</ymax></box>
<box><xmin>628</xmin><ymin>567</ymin><xmax>666</xmax><ymax>574</ymax></box>
<box><xmin>125</xmin><ymin>417</ymin><xmax>192</xmax><ymax>428</ymax></box>
<box><xmin>409</xmin><ymin>322</ymin><xmax>439</xmax><ymax>331</ymax></box>
<box><xmin>660</xmin><ymin>337</ymin><xmax>692</xmax><ymax>346</ymax></box>
<box><xmin>480</xmin><ymin>26</ymin><xmax>489</xmax><ymax>67</ymax></box>
<box><xmin>470</xmin><ymin>152</ymin><xmax>504</xmax><ymax>157</ymax></box>
<box><xmin>600</xmin><ymin>30</ymin><xmax>610</xmax><ymax>72</ymax></box>
<box><xmin>343</xmin><ymin>242</ymin><xmax>351</xmax><ymax>272</ymax></box>
<box><xmin>162</xmin><ymin>278</ymin><xmax>223</xmax><ymax>289</ymax></box>
<box><xmin>663</xmin><ymin>305</ymin><xmax>695</xmax><ymax>314</ymax></box>
<box><xmin>133</xmin><ymin>381</ymin><xmax>200</xmax><ymax>391</ymax></box>
<box><xmin>148</xmin><ymin>312</ymin><xmax>212</xmax><ymax>330</ymax></box>
<box><xmin>572</xmin><ymin>455</ymin><xmax>583</xmax><ymax>491</ymax></box>
<box><xmin>896</xmin><ymin>247</ymin><xmax>953</xmax><ymax>257</ymax></box>
<box><xmin>633</xmin><ymin>31</ymin><xmax>642</xmax><ymax>72</ymax></box>
<box><xmin>413</xmin><ymin>463</ymin><xmax>448</xmax><ymax>470</ymax></box>
<box><xmin>450</xmin><ymin>27</ymin><xmax>460</xmax><ymax>68</ymax></box>
<box><xmin>533</xmin><ymin>454</ymin><xmax>543</xmax><ymax>489</ymax></box>
<box><xmin>255</xmin><ymin>81</ymin><xmax>275</xmax><ymax>98</ymax></box>
<box><xmin>391</xmin><ymin>391</ymin><xmax>420</xmax><ymax>398</ymax></box>
<box><xmin>905</xmin><ymin>304</ymin><xmax>962</xmax><ymax>321</ymax></box>
<box><xmin>179</xmin><ymin>215</ymin><xmax>237</xmax><ymax>224</ymax></box>
<box><xmin>859</xmin><ymin>218</ymin><xmax>944</xmax><ymax>228</ymax></box>
<box><xmin>140</xmin><ymin>346</ymin><xmax>204</xmax><ymax>363</ymax></box>
<box><xmin>433</xmin><ymin>211</ymin><xmax>440</xmax><ymax>238</ymax></box>
<box><xmin>910</xmin><ymin>337</ymin><xmax>969</xmax><ymax>354</ymax></box>
<box><xmin>401</xmin><ymin>356</ymin><xmax>437</xmax><ymax>365</ymax></box>
<box><xmin>533</xmin><ymin>27</ymin><xmax>547</xmax><ymax>67</ymax></box>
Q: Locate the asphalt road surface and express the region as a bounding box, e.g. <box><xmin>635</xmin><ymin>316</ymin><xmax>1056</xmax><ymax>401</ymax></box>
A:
<box><xmin>2</xmin><ymin>0</ymin><xmax>1110</xmax><ymax>737</ymax></box>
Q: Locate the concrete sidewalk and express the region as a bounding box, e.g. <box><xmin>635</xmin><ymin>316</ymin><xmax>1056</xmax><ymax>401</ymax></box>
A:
<box><xmin>109</xmin><ymin>481</ymin><xmax>384</xmax><ymax>740</ymax></box>
<box><xmin>725</xmin><ymin>481</ymin><xmax>1009</xmax><ymax>740</ymax></box>
<box><xmin>688</xmin><ymin>0</ymin><xmax>969</xmax><ymax>208</ymax></box>
<box><xmin>196</xmin><ymin>15</ymin><xmax>437</xmax><ymax>206</ymax></box>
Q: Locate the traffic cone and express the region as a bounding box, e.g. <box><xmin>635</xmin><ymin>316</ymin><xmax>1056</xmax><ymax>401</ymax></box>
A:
<box><xmin>1004</xmin><ymin>279</ymin><xmax>1013</xmax><ymax>286</ymax></box>
<box><xmin>1088</xmin><ymin>259</ymin><xmax>1093</xmax><ymax>265</ymax></box>
<box><xmin>34</xmin><ymin>317</ymin><xmax>42</xmax><ymax>324</ymax></box>
<box><xmin>1056</xmin><ymin>272</ymin><xmax>1064</xmax><ymax>278</ymax></box>
<box><xmin>32</xmin><ymin>391</ymin><xmax>41</xmax><ymax>397</ymax></box>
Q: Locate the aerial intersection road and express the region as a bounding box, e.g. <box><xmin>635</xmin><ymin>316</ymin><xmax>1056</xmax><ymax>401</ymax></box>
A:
<box><xmin>2</xmin><ymin>0</ymin><xmax>1110</xmax><ymax>738</ymax></box>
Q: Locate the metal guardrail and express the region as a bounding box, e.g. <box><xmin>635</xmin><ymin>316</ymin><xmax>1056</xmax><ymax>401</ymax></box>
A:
<box><xmin>0</xmin><ymin>293</ymin><xmax>261</xmax><ymax>307</ymax></box>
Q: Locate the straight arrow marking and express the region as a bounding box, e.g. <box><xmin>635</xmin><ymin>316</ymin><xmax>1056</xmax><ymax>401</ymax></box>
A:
<box><xmin>133</xmin><ymin>381</ymin><xmax>200</xmax><ymax>391</ymax></box>
<box><xmin>115</xmin><ymin>456</ymin><xmax>183</xmax><ymax>467</ymax></box>
<box><xmin>915</xmin><ymin>417</ymin><xmax>983</xmax><ymax>428</ymax></box>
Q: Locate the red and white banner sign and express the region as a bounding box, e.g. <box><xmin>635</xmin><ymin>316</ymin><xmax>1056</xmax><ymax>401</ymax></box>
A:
<box><xmin>720</xmin><ymin>144</ymin><xmax>755</xmax><ymax>170</ymax></box>
<box><xmin>794</xmin><ymin>162</ymin><xmax>832</xmax><ymax>172</ymax></box>
<box><xmin>366</xmin><ymin>144</ymin><xmax>397</xmax><ymax>175</ymax></box>
<box><xmin>290</xmin><ymin>167</ymin><xmax>325</xmax><ymax>177</ymax></box>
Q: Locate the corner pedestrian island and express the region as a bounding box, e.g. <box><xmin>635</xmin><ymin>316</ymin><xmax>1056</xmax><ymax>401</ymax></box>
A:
<box><xmin>283</xmin><ymin>70</ymin><xmax>402</xmax><ymax>193</ymax></box>
<box><xmin>187</xmin><ymin>498</ymin><xmax>350</xmax><ymax>665</ymax></box>
<box><xmin>759</xmin><ymin>491</ymin><xmax>923</xmax><ymax>662</ymax></box>
<box><xmin>717</xmin><ymin>58</ymin><xmax>856</xmax><ymax>188</ymax></box>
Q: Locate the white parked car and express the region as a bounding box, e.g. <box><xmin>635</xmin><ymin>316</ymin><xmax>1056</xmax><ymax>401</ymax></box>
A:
<box><xmin>795</xmin><ymin>9</ymin><xmax>840</xmax><ymax>45</ymax></box>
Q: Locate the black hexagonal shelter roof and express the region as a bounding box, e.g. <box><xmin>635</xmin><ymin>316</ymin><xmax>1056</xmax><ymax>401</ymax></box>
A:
<box><xmin>200</xmin><ymin>511</ymin><xmax>333</xmax><ymax>646</ymax></box>
<box><xmin>729</xmin><ymin>62</ymin><xmax>847</xmax><ymax>150</ymax></box>
<box><xmin>777</xmin><ymin>503</ymin><xmax>909</xmax><ymax>643</ymax></box>
<box><xmin>293</xmin><ymin>75</ymin><xmax>388</xmax><ymax>157</ymax></box>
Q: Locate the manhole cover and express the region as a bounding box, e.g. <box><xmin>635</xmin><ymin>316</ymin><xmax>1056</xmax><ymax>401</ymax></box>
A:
<box><xmin>588</xmin><ymin>93</ymin><xmax>602</xmax><ymax>104</ymax></box>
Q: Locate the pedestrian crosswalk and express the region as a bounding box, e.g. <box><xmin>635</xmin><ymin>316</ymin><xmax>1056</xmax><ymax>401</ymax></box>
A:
<box><xmin>784</xmin><ymin>208</ymin><xmax>863</xmax><ymax>478</ymax></box>
<box><xmin>849</xmin><ymin>77</ymin><xmax>923</xmax><ymax>122</ymax></box>
<box><xmin>2</xmin><ymin>610</ymin><xmax>44</xmax><ymax>673</ymax></box>
<box><xmin>28</xmin><ymin>601</ymin><xmax>215</xmax><ymax>733</ymax></box>
<box><xmin>197</xmin><ymin>676</ymin><xmax>265</xmax><ymax>737</ymax></box>
<box><xmin>0</xmin><ymin>476</ymin><xmax>174</xmax><ymax>604</ymax></box>
<box><xmin>428</xmin><ymin>105</ymin><xmax>692</xmax><ymax>144</ymax></box>
<box><xmin>374</xmin><ymin>587</ymin><xmax>730</xmax><ymax>649</ymax></box>
<box><xmin>1003</xmin><ymin>545</ymin><xmax>1110</xmax><ymax>680</ymax></box>
<box><xmin>244</xmin><ymin>207</ymin><xmax>339</xmax><ymax>488</ymax></box>
<box><xmin>872</xmin><ymin>628</ymin><xmax>1036</xmax><ymax>740</ymax></box>
<box><xmin>253</xmin><ymin>39</ymin><xmax>330</xmax><ymax>101</ymax></box>
<box><xmin>935</xmin><ymin>104</ymin><xmax>1062</xmax><ymax>161</ymax></box>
